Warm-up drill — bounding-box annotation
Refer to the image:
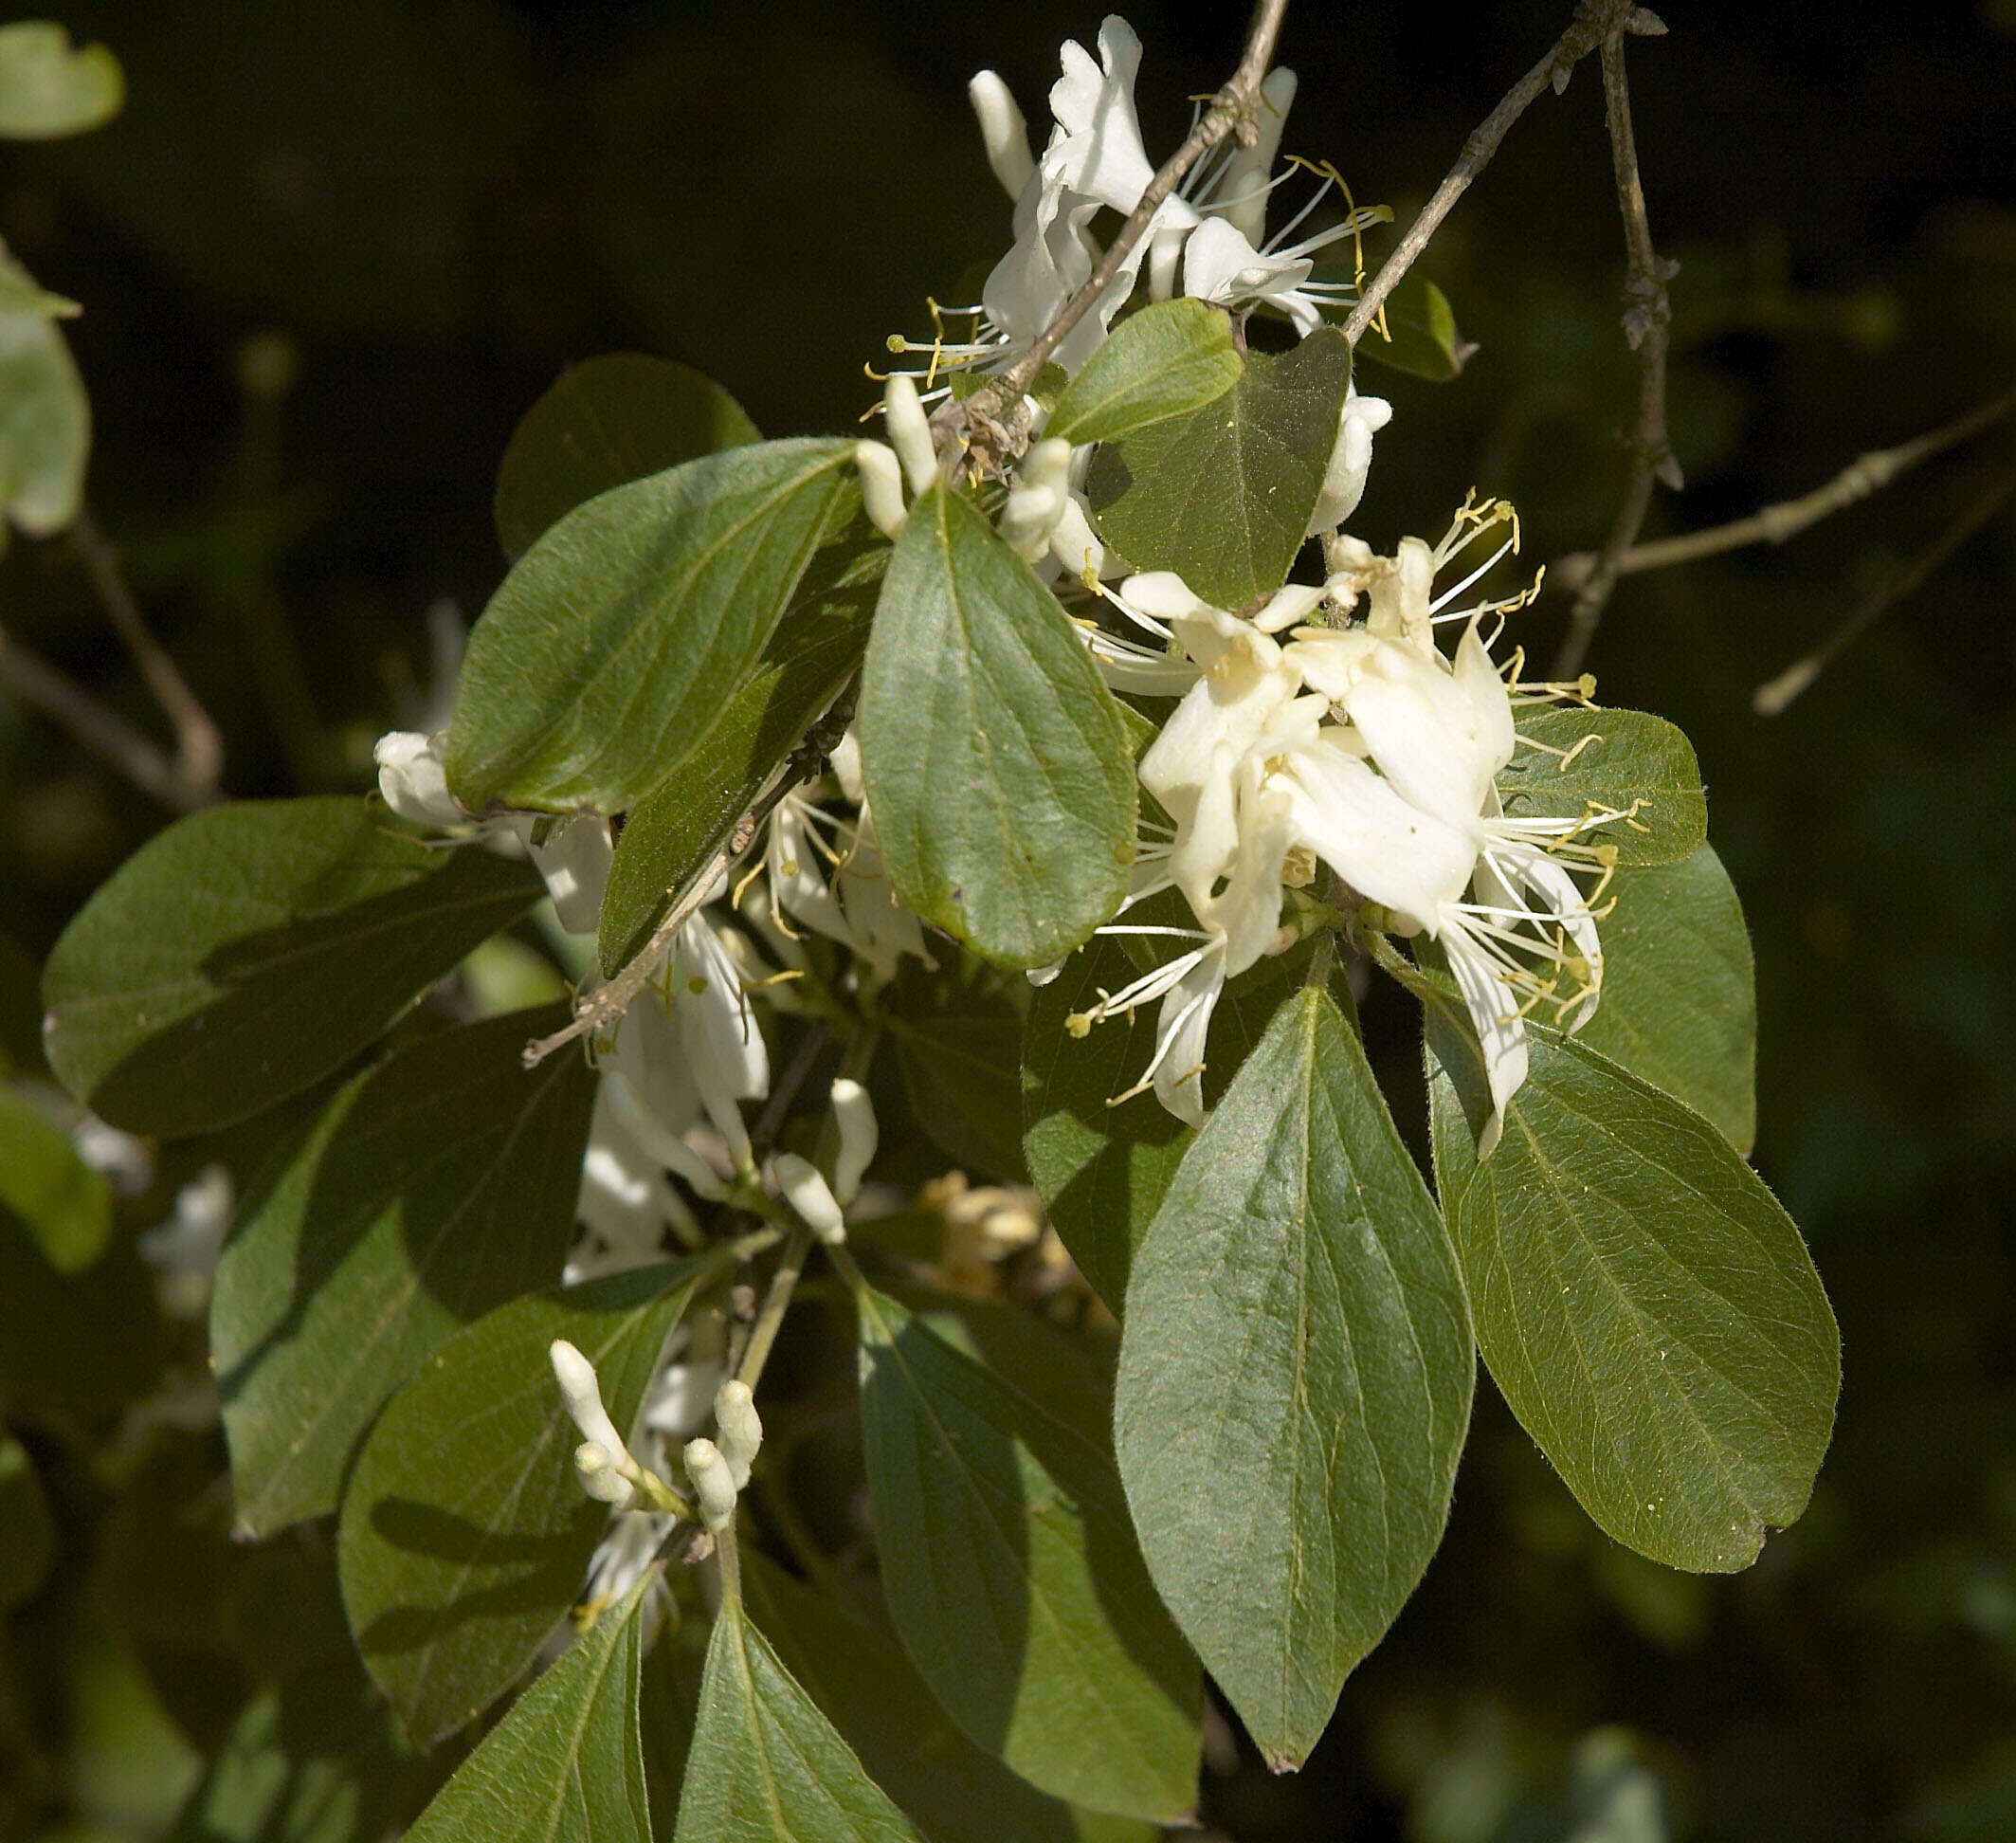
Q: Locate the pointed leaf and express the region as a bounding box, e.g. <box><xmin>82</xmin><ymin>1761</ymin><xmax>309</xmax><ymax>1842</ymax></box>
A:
<box><xmin>676</xmin><ymin>1590</ymin><xmax>927</xmax><ymax>1843</ymax></box>
<box><xmin>0</xmin><ymin>1084</ymin><xmax>112</xmax><ymax>1273</ymax></box>
<box><xmin>214</xmin><ymin>1007</ymin><xmax>597</xmax><ymax>1536</ymax></box>
<box><xmin>494</xmin><ymin>354</ymin><xmax>758</xmax><ymax>562</ymax></box>
<box><xmin>1428</xmin><ymin>1017</ymin><xmax>1839</xmax><ymax>1572</ymax></box>
<box><xmin>0</xmin><ymin>23</ymin><xmax>122</xmax><ymax>138</ymax></box>
<box><xmin>596</xmin><ymin>521</ymin><xmax>883</xmax><ymax>975</ymax></box>
<box><xmin>1085</xmin><ymin>327</ymin><xmax>1351</xmax><ymax>607</ymax></box>
<box><xmin>447</xmin><ymin>438</ymin><xmax>857</xmax><ymax>813</ymax></box>
<box><xmin>860</xmin><ymin>481</ymin><xmax>1136</xmax><ymax>969</ymax></box>
<box><xmin>854</xmin><ymin>1287</ymin><xmax>1199</xmax><ymax>1822</ymax></box>
<box><xmin>1577</xmin><ymin>844</ymin><xmax>1755</xmax><ymax>1152</ymax></box>
<box><xmin>403</xmin><ymin>1577</ymin><xmax>652</xmax><ymax>1843</ymax></box>
<box><xmin>1044</xmin><ymin>299</ymin><xmax>1242</xmax><ymax>447</ymax></box>
<box><xmin>337</xmin><ymin>1262</ymin><xmax>710</xmax><ymax>1746</ymax></box>
<box><xmin>1115</xmin><ymin>988</ymin><xmax>1473</xmax><ymax>1769</ymax></box>
<box><xmin>42</xmin><ymin>797</ymin><xmax>542</xmax><ymax>1137</ymax></box>
<box><xmin>1497</xmin><ymin>707</ymin><xmax>1705</xmax><ymax>867</ymax></box>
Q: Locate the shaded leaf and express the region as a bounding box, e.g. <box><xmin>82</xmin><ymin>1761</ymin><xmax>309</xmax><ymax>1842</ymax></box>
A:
<box><xmin>0</xmin><ymin>1190</ymin><xmax>161</xmax><ymax>1417</ymax></box>
<box><xmin>495</xmin><ymin>354</ymin><xmax>758</xmax><ymax>561</ymax></box>
<box><xmin>884</xmin><ymin>954</ymin><xmax>1026</xmax><ymax>1182</ymax></box>
<box><xmin>860</xmin><ymin>481</ymin><xmax>1135</xmax><ymax>969</ymax></box>
<box><xmin>1428</xmin><ymin>1016</ymin><xmax>1839</xmax><ymax>1572</ymax></box>
<box><xmin>447</xmin><ymin>439</ymin><xmax>857</xmax><ymax>814</ymax></box>
<box><xmin>676</xmin><ymin>1589</ymin><xmax>926</xmax><ymax>1843</ymax></box>
<box><xmin>214</xmin><ymin>1007</ymin><xmax>597</xmax><ymax>1536</ymax></box>
<box><xmin>1085</xmin><ymin>327</ymin><xmax>1350</xmax><ymax>607</ymax></box>
<box><xmin>43</xmin><ymin>797</ymin><xmax>542</xmax><ymax>1138</ymax></box>
<box><xmin>403</xmin><ymin>1576</ymin><xmax>652</xmax><ymax>1843</ymax></box>
<box><xmin>1334</xmin><ymin>272</ymin><xmax>1470</xmax><ymax>382</ymax></box>
<box><xmin>1498</xmin><ymin>707</ymin><xmax>1706</xmax><ymax>867</ymax></box>
<box><xmin>596</xmin><ymin>520</ymin><xmax>883</xmax><ymax>976</ymax></box>
<box><xmin>1116</xmin><ymin>988</ymin><xmax>1473</xmax><ymax>1769</ymax></box>
<box><xmin>0</xmin><ymin>1084</ymin><xmax>113</xmax><ymax>1272</ymax></box>
<box><xmin>0</xmin><ymin>22</ymin><xmax>122</xmax><ymax>137</ymax></box>
<box><xmin>1578</xmin><ymin>845</ymin><xmax>1756</xmax><ymax>1152</ymax></box>
<box><xmin>337</xmin><ymin>1262</ymin><xmax>710</xmax><ymax>1747</ymax></box>
<box><xmin>0</xmin><ymin>1429</ymin><xmax>54</xmax><ymax>1607</ymax></box>
<box><xmin>854</xmin><ymin>1286</ymin><xmax>1199</xmax><ymax>1821</ymax></box>
<box><xmin>1044</xmin><ymin>299</ymin><xmax>1242</xmax><ymax>447</ymax></box>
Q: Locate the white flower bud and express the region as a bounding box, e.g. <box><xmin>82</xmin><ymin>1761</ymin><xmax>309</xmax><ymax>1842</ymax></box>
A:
<box><xmin>884</xmin><ymin>374</ymin><xmax>938</xmax><ymax>499</ymax></box>
<box><xmin>714</xmin><ymin>1379</ymin><xmax>763</xmax><ymax>1490</ymax></box>
<box><xmin>968</xmin><ymin>69</ymin><xmax>1035</xmax><ymax>198</ymax></box>
<box><xmin>1219</xmin><ymin>66</ymin><xmax>1298</xmax><ymax>244</ymax></box>
<box><xmin>573</xmin><ymin>1441</ymin><xmax>640</xmax><ymax>1508</ymax></box>
<box><xmin>996</xmin><ymin>438</ymin><xmax>1073</xmax><ymax>562</ymax></box>
<box><xmin>855</xmin><ymin>439</ymin><xmax>908</xmax><ymax>540</ymax></box>
<box><xmin>550</xmin><ymin>1340</ymin><xmax>632</xmax><ymax>1470</ymax></box>
<box><xmin>683</xmin><ymin>1436</ymin><xmax>738</xmax><ymax>1533</ymax></box>
<box><xmin>374</xmin><ymin>730</ymin><xmax>463</xmax><ymax>828</ymax></box>
<box><xmin>828</xmin><ymin>1078</ymin><xmax>878</xmax><ymax>1207</ymax></box>
<box><xmin>772</xmin><ymin>1151</ymin><xmax>846</xmax><ymax>1245</ymax></box>
<box><xmin>523</xmin><ymin>814</ymin><xmax>614</xmax><ymax>936</ymax></box>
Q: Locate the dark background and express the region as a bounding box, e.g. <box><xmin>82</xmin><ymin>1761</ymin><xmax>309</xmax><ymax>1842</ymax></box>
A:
<box><xmin>3</xmin><ymin>2</ymin><xmax>2013</xmax><ymax>1836</ymax></box>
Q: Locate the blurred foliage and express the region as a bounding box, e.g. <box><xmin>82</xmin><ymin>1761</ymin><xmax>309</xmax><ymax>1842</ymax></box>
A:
<box><xmin>0</xmin><ymin>0</ymin><xmax>2012</xmax><ymax>1838</ymax></box>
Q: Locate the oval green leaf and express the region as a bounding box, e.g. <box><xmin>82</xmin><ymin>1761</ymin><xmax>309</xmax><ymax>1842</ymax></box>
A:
<box><xmin>0</xmin><ymin>23</ymin><xmax>122</xmax><ymax>138</ymax></box>
<box><xmin>1427</xmin><ymin>1017</ymin><xmax>1839</xmax><ymax>1573</ymax></box>
<box><xmin>854</xmin><ymin>1286</ymin><xmax>1199</xmax><ymax>1822</ymax></box>
<box><xmin>1044</xmin><ymin>298</ymin><xmax>1242</xmax><ymax>447</ymax></box>
<box><xmin>42</xmin><ymin>797</ymin><xmax>543</xmax><ymax>1138</ymax></box>
<box><xmin>0</xmin><ymin>245</ymin><xmax>87</xmax><ymax>536</ymax></box>
<box><xmin>859</xmin><ymin>481</ymin><xmax>1136</xmax><ymax>969</ymax></box>
<box><xmin>214</xmin><ymin>1007</ymin><xmax>597</xmax><ymax>1537</ymax></box>
<box><xmin>1084</xmin><ymin>326</ymin><xmax>1350</xmax><ymax>608</ymax></box>
<box><xmin>0</xmin><ymin>1085</ymin><xmax>112</xmax><ymax>1273</ymax></box>
<box><xmin>1116</xmin><ymin>987</ymin><xmax>1473</xmax><ymax>1770</ymax></box>
<box><xmin>494</xmin><ymin>354</ymin><xmax>759</xmax><ymax>562</ymax></box>
<box><xmin>404</xmin><ymin>1575</ymin><xmax>652</xmax><ymax>1843</ymax></box>
<box><xmin>337</xmin><ymin>1262</ymin><xmax>710</xmax><ymax>1746</ymax></box>
<box><xmin>1329</xmin><ymin>271</ymin><xmax>1470</xmax><ymax>382</ymax></box>
<box><xmin>447</xmin><ymin>438</ymin><xmax>857</xmax><ymax>814</ymax></box>
<box><xmin>1497</xmin><ymin>706</ymin><xmax>1706</xmax><ymax>867</ymax></box>
<box><xmin>1577</xmin><ymin>844</ymin><xmax>1756</xmax><ymax>1152</ymax></box>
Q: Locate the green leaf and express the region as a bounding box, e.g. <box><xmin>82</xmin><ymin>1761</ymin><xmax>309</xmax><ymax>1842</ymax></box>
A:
<box><xmin>1336</xmin><ymin>273</ymin><xmax>1470</xmax><ymax>382</ymax></box>
<box><xmin>0</xmin><ymin>1194</ymin><xmax>161</xmax><ymax>1417</ymax></box>
<box><xmin>0</xmin><ymin>242</ymin><xmax>87</xmax><ymax>537</ymax></box>
<box><xmin>1115</xmin><ymin>987</ymin><xmax>1473</xmax><ymax>1770</ymax></box>
<box><xmin>494</xmin><ymin>354</ymin><xmax>760</xmax><ymax>562</ymax></box>
<box><xmin>1021</xmin><ymin>911</ymin><xmax>1354</xmax><ymax>1310</ymax></box>
<box><xmin>741</xmin><ymin>1551</ymin><xmax>1098</xmax><ymax>1843</ymax></box>
<box><xmin>1497</xmin><ymin>707</ymin><xmax>1706</xmax><ymax>867</ymax></box>
<box><xmin>860</xmin><ymin>481</ymin><xmax>1136</xmax><ymax>970</ymax></box>
<box><xmin>0</xmin><ymin>1085</ymin><xmax>112</xmax><ymax>1272</ymax></box>
<box><xmin>1427</xmin><ymin>1019</ymin><xmax>1839</xmax><ymax>1572</ymax></box>
<box><xmin>0</xmin><ymin>1429</ymin><xmax>54</xmax><ymax>1607</ymax></box>
<box><xmin>337</xmin><ymin>1262</ymin><xmax>709</xmax><ymax>1747</ymax></box>
<box><xmin>1577</xmin><ymin>845</ymin><xmax>1756</xmax><ymax>1152</ymax></box>
<box><xmin>1044</xmin><ymin>299</ymin><xmax>1243</xmax><ymax>447</ymax></box>
<box><xmin>165</xmin><ymin>1656</ymin><xmax>432</xmax><ymax>1843</ymax></box>
<box><xmin>1085</xmin><ymin>326</ymin><xmax>1350</xmax><ymax>607</ymax></box>
<box><xmin>676</xmin><ymin>1590</ymin><xmax>927</xmax><ymax>1843</ymax></box>
<box><xmin>447</xmin><ymin>439</ymin><xmax>858</xmax><ymax>814</ymax></box>
<box><xmin>854</xmin><ymin>1286</ymin><xmax>1199</xmax><ymax>1822</ymax></box>
<box><xmin>883</xmin><ymin>954</ymin><xmax>1026</xmax><ymax>1182</ymax></box>
<box><xmin>403</xmin><ymin>1576</ymin><xmax>652</xmax><ymax>1843</ymax></box>
<box><xmin>214</xmin><ymin>1007</ymin><xmax>597</xmax><ymax>1537</ymax></box>
<box><xmin>42</xmin><ymin>797</ymin><xmax>543</xmax><ymax>1138</ymax></box>
<box><xmin>595</xmin><ymin>521</ymin><xmax>883</xmax><ymax>976</ymax></box>
<box><xmin>0</xmin><ymin>22</ymin><xmax>122</xmax><ymax>138</ymax></box>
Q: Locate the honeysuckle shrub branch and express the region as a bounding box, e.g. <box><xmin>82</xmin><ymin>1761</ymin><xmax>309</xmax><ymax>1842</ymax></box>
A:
<box><xmin>34</xmin><ymin>6</ymin><xmax>1839</xmax><ymax>1833</ymax></box>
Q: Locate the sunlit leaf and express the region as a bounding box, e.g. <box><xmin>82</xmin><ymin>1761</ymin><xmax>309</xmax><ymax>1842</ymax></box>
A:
<box><xmin>0</xmin><ymin>22</ymin><xmax>122</xmax><ymax>138</ymax></box>
<box><xmin>1044</xmin><ymin>298</ymin><xmax>1242</xmax><ymax>447</ymax></box>
<box><xmin>1498</xmin><ymin>706</ymin><xmax>1706</xmax><ymax>868</ymax></box>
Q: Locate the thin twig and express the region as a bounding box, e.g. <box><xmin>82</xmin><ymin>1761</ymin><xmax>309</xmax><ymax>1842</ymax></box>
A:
<box><xmin>1341</xmin><ymin>0</ymin><xmax>1636</xmax><ymax>347</ymax></box>
<box><xmin>1550</xmin><ymin>18</ymin><xmax>1680</xmax><ymax>681</ymax></box>
<box><xmin>958</xmin><ymin>0</ymin><xmax>1293</xmax><ymax>457</ymax></box>
<box><xmin>69</xmin><ymin>509</ymin><xmax>225</xmax><ymax>792</ymax></box>
<box><xmin>1549</xmin><ymin>385</ymin><xmax>2016</xmax><ymax>591</ymax></box>
<box><xmin>0</xmin><ymin>625</ymin><xmax>220</xmax><ymax>812</ymax></box>
<box><xmin>1753</xmin><ymin>465</ymin><xmax>2016</xmax><ymax>716</ymax></box>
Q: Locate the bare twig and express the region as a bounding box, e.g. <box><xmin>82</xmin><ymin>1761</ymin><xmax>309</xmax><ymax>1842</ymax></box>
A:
<box><xmin>1753</xmin><ymin>465</ymin><xmax>2016</xmax><ymax>716</ymax></box>
<box><xmin>1549</xmin><ymin>385</ymin><xmax>2016</xmax><ymax>592</ymax></box>
<box><xmin>1550</xmin><ymin>18</ymin><xmax>1680</xmax><ymax>681</ymax></box>
<box><xmin>959</xmin><ymin>0</ymin><xmax>1293</xmax><ymax>459</ymax></box>
<box><xmin>1342</xmin><ymin>0</ymin><xmax>1636</xmax><ymax>347</ymax></box>
<box><xmin>0</xmin><ymin>625</ymin><xmax>220</xmax><ymax>812</ymax></box>
<box><xmin>69</xmin><ymin>509</ymin><xmax>225</xmax><ymax>793</ymax></box>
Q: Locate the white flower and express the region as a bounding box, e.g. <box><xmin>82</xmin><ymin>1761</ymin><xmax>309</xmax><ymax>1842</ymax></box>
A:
<box><xmin>137</xmin><ymin>1162</ymin><xmax>234</xmax><ymax>1320</ymax></box>
<box><xmin>1306</xmin><ymin>388</ymin><xmax>1394</xmax><ymax>535</ymax></box>
<box><xmin>374</xmin><ymin>729</ymin><xmax>463</xmax><ymax>829</ymax></box>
